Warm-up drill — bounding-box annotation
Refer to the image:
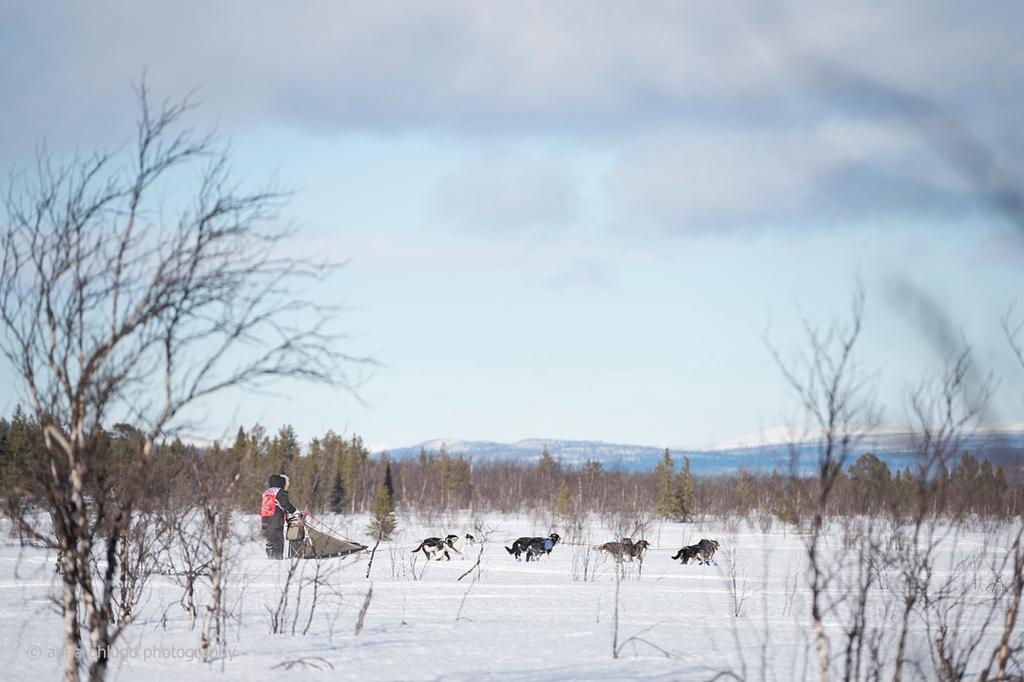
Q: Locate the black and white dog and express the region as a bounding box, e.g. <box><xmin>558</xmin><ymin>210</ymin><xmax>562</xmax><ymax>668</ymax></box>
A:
<box><xmin>412</xmin><ymin>535</ymin><xmax>456</xmax><ymax>561</ymax></box>
<box><xmin>412</xmin><ymin>533</ymin><xmax>476</xmax><ymax>561</ymax></box>
<box><xmin>671</xmin><ymin>538</ymin><xmax>720</xmax><ymax>565</ymax></box>
<box><xmin>506</xmin><ymin>533</ymin><xmax>561</xmax><ymax>562</ymax></box>
<box><xmin>446</xmin><ymin>533</ymin><xmax>476</xmax><ymax>559</ymax></box>
<box><xmin>523</xmin><ymin>533</ymin><xmax>562</xmax><ymax>562</ymax></box>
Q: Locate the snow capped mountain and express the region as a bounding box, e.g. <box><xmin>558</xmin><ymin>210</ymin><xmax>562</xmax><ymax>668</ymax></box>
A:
<box><xmin>377</xmin><ymin>430</ymin><xmax>1024</xmax><ymax>474</ymax></box>
<box><xmin>382</xmin><ymin>438</ymin><xmax>665</xmax><ymax>468</ymax></box>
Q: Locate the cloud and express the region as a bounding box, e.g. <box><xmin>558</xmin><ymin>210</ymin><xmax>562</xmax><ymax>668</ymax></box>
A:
<box><xmin>605</xmin><ymin>119</ymin><xmax>987</xmax><ymax>233</ymax></box>
<box><xmin>1</xmin><ymin>1</ymin><xmax>1020</xmax><ymax>156</ymax></box>
<box><xmin>2</xmin><ymin>1</ymin><xmax>1021</xmax><ymax>235</ymax></box>
<box><xmin>429</xmin><ymin>153</ymin><xmax>578</xmax><ymax>232</ymax></box>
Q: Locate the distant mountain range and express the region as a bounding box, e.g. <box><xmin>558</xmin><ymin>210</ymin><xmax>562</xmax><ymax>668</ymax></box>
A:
<box><xmin>379</xmin><ymin>431</ymin><xmax>1024</xmax><ymax>475</ymax></box>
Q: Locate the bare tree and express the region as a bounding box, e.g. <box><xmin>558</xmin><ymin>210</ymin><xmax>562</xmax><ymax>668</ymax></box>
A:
<box><xmin>0</xmin><ymin>82</ymin><xmax>361</xmax><ymax>682</ymax></box>
<box><xmin>768</xmin><ymin>288</ymin><xmax>878</xmax><ymax>682</ymax></box>
<box><xmin>158</xmin><ymin>507</ymin><xmax>210</xmax><ymax>632</ymax></box>
<box><xmin>887</xmin><ymin>347</ymin><xmax>994</xmax><ymax>682</ymax></box>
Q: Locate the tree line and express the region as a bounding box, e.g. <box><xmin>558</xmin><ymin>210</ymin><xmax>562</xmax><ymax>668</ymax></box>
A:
<box><xmin>2</xmin><ymin>408</ymin><xmax>1020</xmax><ymax>526</ymax></box>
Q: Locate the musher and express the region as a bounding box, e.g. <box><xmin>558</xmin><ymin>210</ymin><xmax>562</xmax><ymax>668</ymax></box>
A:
<box><xmin>260</xmin><ymin>473</ymin><xmax>299</xmax><ymax>559</ymax></box>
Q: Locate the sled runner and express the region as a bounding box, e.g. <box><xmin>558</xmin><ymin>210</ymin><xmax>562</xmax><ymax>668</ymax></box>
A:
<box><xmin>287</xmin><ymin>514</ymin><xmax>367</xmax><ymax>559</ymax></box>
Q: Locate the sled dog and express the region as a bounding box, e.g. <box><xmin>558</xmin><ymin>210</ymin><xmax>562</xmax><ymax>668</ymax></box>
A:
<box><xmin>412</xmin><ymin>534</ymin><xmax>458</xmax><ymax>561</ymax></box>
<box><xmin>446</xmin><ymin>533</ymin><xmax>476</xmax><ymax>559</ymax></box>
<box><xmin>671</xmin><ymin>538</ymin><xmax>720</xmax><ymax>565</ymax></box>
<box><xmin>412</xmin><ymin>533</ymin><xmax>477</xmax><ymax>561</ymax></box>
<box><xmin>597</xmin><ymin>538</ymin><xmax>651</xmax><ymax>562</ymax></box>
<box><xmin>506</xmin><ymin>533</ymin><xmax>561</xmax><ymax>562</ymax></box>
<box><xmin>523</xmin><ymin>533</ymin><xmax>561</xmax><ymax>562</ymax></box>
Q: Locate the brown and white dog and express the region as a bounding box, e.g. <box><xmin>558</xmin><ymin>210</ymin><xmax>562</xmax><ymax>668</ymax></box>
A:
<box><xmin>597</xmin><ymin>538</ymin><xmax>651</xmax><ymax>562</ymax></box>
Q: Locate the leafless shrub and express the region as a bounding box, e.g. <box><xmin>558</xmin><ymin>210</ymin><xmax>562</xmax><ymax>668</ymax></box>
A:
<box><xmin>112</xmin><ymin>509</ymin><xmax>165</xmax><ymax>628</ymax></box>
<box><xmin>353</xmin><ymin>584</ymin><xmax>373</xmax><ymax>636</ymax></box>
<box><xmin>755</xmin><ymin>509</ymin><xmax>774</xmax><ymax>534</ymax></box>
<box><xmin>263</xmin><ymin>555</ymin><xmax>342</xmax><ymax>639</ymax></box>
<box><xmin>610</xmin><ymin>563</ymin><xmax>672</xmax><ymax>660</ymax></box>
<box><xmin>457</xmin><ymin>521</ymin><xmax>493</xmax><ymax>583</ymax></box>
<box><xmin>721</xmin><ymin>515</ymin><xmax>742</xmax><ymax>535</ymax></box>
<box><xmin>769</xmin><ymin>287</ymin><xmax>878</xmax><ymax>682</ymax></box>
<box><xmin>559</xmin><ymin>508</ymin><xmax>589</xmax><ymax>546</ymax></box>
<box><xmin>976</xmin><ymin>526</ymin><xmax>1024</xmax><ymax>681</ymax></box>
<box><xmin>571</xmin><ymin>542</ymin><xmax>601</xmax><ymax>583</ymax></box>
<box><xmin>265</xmin><ymin>558</ymin><xmax>302</xmax><ymax>635</ymax></box>
<box><xmin>452</xmin><ymin>522</ymin><xmax>495</xmax><ymax>623</ymax></box>
<box><xmin>781</xmin><ymin>564</ymin><xmax>801</xmax><ymax>618</ymax></box>
<box><xmin>722</xmin><ymin>541</ymin><xmax>754</xmax><ymax>618</ymax></box>
<box><xmin>604</xmin><ymin>512</ymin><xmax>653</xmax><ymax>545</ymax></box>
<box><xmin>887</xmin><ymin>347</ymin><xmax>992</xmax><ymax>682</ymax></box>
<box><xmin>0</xmin><ymin>80</ymin><xmax>363</xmax><ymax>682</ymax></box>
<box><xmin>158</xmin><ymin>509</ymin><xmax>209</xmax><ymax>631</ymax></box>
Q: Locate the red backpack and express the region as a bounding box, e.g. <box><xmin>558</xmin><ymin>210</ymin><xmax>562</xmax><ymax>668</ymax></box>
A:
<box><xmin>260</xmin><ymin>487</ymin><xmax>281</xmax><ymax>517</ymax></box>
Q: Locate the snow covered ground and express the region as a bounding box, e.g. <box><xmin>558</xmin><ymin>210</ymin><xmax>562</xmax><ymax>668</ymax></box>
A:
<box><xmin>0</xmin><ymin>513</ymin><xmax>1018</xmax><ymax>680</ymax></box>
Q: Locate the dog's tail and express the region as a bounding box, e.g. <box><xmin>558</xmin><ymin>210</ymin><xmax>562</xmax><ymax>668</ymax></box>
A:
<box><xmin>671</xmin><ymin>548</ymin><xmax>684</xmax><ymax>560</ymax></box>
<box><xmin>505</xmin><ymin>545</ymin><xmax>516</xmax><ymax>555</ymax></box>
<box><xmin>411</xmin><ymin>541</ymin><xmax>426</xmax><ymax>554</ymax></box>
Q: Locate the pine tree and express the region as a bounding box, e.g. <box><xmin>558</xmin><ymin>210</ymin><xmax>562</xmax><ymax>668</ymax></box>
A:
<box><xmin>367</xmin><ymin>480</ymin><xmax>397</xmax><ymax>540</ymax></box>
<box><xmin>654</xmin><ymin>448</ymin><xmax>683</xmax><ymax>520</ymax></box>
<box><xmin>383</xmin><ymin>459</ymin><xmax>395</xmax><ymax>502</ymax></box>
<box><xmin>678</xmin><ymin>455</ymin><xmax>696</xmax><ymax>521</ymax></box>
<box><xmin>340</xmin><ymin>437</ymin><xmax>368</xmax><ymax>513</ymax></box>
<box><xmin>538</xmin><ymin>445</ymin><xmax>560</xmax><ymax>501</ymax></box>
<box><xmin>329</xmin><ymin>471</ymin><xmax>346</xmax><ymax>513</ymax></box>
<box><xmin>539</xmin><ymin>446</ymin><xmax>559</xmax><ymax>477</ymax></box>
<box><xmin>230</xmin><ymin>426</ymin><xmax>248</xmax><ymax>455</ymax></box>
<box><xmin>436</xmin><ymin>445</ymin><xmax>452</xmax><ymax>509</ymax></box>
<box><xmin>848</xmin><ymin>452</ymin><xmax>892</xmax><ymax>512</ymax></box>
<box><xmin>269</xmin><ymin>424</ymin><xmax>301</xmax><ymax>473</ymax></box>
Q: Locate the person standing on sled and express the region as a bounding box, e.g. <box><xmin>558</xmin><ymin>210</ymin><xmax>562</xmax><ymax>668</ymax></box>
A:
<box><xmin>260</xmin><ymin>474</ymin><xmax>299</xmax><ymax>559</ymax></box>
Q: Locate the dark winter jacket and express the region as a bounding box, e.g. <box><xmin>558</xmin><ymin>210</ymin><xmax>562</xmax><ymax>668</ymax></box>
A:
<box><xmin>260</xmin><ymin>474</ymin><xmax>297</xmax><ymax>529</ymax></box>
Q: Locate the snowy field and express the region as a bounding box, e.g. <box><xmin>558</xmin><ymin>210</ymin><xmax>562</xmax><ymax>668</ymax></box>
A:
<box><xmin>0</xmin><ymin>513</ymin><xmax>1018</xmax><ymax>681</ymax></box>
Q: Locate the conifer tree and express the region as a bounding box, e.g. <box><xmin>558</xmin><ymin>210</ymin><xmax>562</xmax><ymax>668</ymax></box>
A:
<box><xmin>368</xmin><ymin>480</ymin><xmax>397</xmax><ymax>540</ymax></box>
<box><xmin>538</xmin><ymin>445</ymin><xmax>560</xmax><ymax>501</ymax></box>
<box><xmin>329</xmin><ymin>471</ymin><xmax>346</xmax><ymax>513</ymax></box>
<box><xmin>655</xmin><ymin>448</ymin><xmax>683</xmax><ymax>520</ymax></box>
<box><xmin>383</xmin><ymin>459</ymin><xmax>395</xmax><ymax>502</ymax></box>
<box><xmin>269</xmin><ymin>424</ymin><xmax>301</xmax><ymax>473</ymax></box>
<box><xmin>678</xmin><ymin>455</ymin><xmax>696</xmax><ymax>521</ymax></box>
<box><xmin>556</xmin><ymin>480</ymin><xmax>573</xmax><ymax>518</ymax></box>
<box><xmin>230</xmin><ymin>426</ymin><xmax>248</xmax><ymax>454</ymax></box>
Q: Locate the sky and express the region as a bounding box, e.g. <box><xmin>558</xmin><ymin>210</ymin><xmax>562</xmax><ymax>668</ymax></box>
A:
<box><xmin>1</xmin><ymin>2</ymin><xmax>1023</xmax><ymax>450</ymax></box>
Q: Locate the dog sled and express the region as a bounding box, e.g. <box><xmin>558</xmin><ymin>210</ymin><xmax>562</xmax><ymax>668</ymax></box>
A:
<box><xmin>286</xmin><ymin>514</ymin><xmax>367</xmax><ymax>559</ymax></box>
